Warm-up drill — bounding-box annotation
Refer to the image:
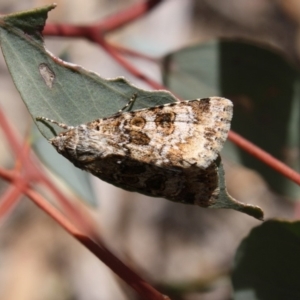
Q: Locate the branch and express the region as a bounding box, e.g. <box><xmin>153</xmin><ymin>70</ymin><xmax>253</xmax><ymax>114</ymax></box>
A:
<box><xmin>0</xmin><ymin>166</ymin><xmax>169</xmax><ymax>300</ymax></box>
<box><xmin>228</xmin><ymin>131</ymin><xmax>300</xmax><ymax>186</ymax></box>
<box><xmin>43</xmin><ymin>0</ymin><xmax>163</xmax><ymax>36</ymax></box>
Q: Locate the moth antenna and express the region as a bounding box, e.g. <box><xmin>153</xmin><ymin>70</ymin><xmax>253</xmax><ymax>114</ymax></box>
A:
<box><xmin>118</xmin><ymin>93</ymin><xmax>138</xmax><ymax>113</ymax></box>
<box><xmin>36</xmin><ymin>117</ymin><xmax>74</xmax><ymax>130</ymax></box>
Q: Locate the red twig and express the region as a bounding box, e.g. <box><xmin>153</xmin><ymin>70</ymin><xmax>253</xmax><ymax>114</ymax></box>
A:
<box><xmin>228</xmin><ymin>131</ymin><xmax>300</xmax><ymax>186</ymax></box>
<box><xmin>91</xmin><ymin>32</ymin><xmax>165</xmax><ymax>89</ymax></box>
<box><xmin>109</xmin><ymin>43</ymin><xmax>159</xmax><ymax>62</ymax></box>
<box><xmin>28</xmin><ymin>187</ymin><xmax>168</xmax><ymax>300</ymax></box>
<box><xmin>0</xmin><ymin>166</ymin><xmax>168</xmax><ymax>300</ymax></box>
<box><xmin>0</xmin><ymin>171</ymin><xmax>24</xmax><ymax>219</ymax></box>
<box><xmin>0</xmin><ymin>107</ymin><xmax>100</xmax><ymax>238</ymax></box>
<box><xmin>94</xmin><ymin>0</ymin><xmax>163</xmax><ymax>33</ymax></box>
<box><xmin>43</xmin><ymin>0</ymin><xmax>163</xmax><ymax>36</ymax></box>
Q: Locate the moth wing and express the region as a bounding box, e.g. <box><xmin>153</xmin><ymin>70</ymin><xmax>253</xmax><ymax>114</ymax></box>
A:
<box><xmin>91</xmin><ymin>97</ymin><xmax>233</xmax><ymax>169</ymax></box>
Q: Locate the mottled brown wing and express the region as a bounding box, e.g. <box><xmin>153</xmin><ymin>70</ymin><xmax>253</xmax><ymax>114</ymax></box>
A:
<box><xmin>82</xmin><ymin>154</ymin><xmax>220</xmax><ymax>207</ymax></box>
<box><xmin>88</xmin><ymin>97</ymin><xmax>233</xmax><ymax>169</ymax></box>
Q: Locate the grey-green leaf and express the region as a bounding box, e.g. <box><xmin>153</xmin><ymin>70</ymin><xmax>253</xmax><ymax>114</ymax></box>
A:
<box><xmin>232</xmin><ymin>220</ymin><xmax>300</xmax><ymax>299</ymax></box>
<box><xmin>211</xmin><ymin>158</ymin><xmax>263</xmax><ymax>220</ymax></box>
<box><xmin>0</xmin><ymin>4</ymin><xmax>178</xmax><ymax>140</ymax></box>
<box><xmin>0</xmin><ymin>5</ymin><xmax>263</xmax><ymax>219</ymax></box>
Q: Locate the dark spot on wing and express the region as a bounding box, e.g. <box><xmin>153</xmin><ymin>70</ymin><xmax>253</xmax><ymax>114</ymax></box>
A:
<box><xmin>130</xmin><ymin>116</ymin><xmax>146</xmax><ymax>129</ymax></box>
<box><xmin>129</xmin><ymin>130</ymin><xmax>150</xmax><ymax>145</ymax></box>
<box><xmin>155</xmin><ymin>112</ymin><xmax>176</xmax><ymax>135</ymax></box>
<box><xmin>199</xmin><ymin>98</ymin><xmax>211</xmax><ymax>112</ymax></box>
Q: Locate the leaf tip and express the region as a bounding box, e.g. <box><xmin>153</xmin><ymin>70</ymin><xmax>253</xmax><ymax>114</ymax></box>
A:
<box><xmin>237</xmin><ymin>204</ymin><xmax>264</xmax><ymax>221</ymax></box>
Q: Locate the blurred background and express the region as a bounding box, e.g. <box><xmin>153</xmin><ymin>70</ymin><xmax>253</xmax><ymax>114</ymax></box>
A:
<box><xmin>0</xmin><ymin>0</ymin><xmax>299</xmax><ymax>299</ymax></box>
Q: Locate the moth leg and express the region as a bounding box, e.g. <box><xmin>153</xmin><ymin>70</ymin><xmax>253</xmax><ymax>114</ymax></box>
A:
<box><xmin>118</xmin><ymin>93</ymin><xmax>137</xmax><ymax>113</ymax></box>
<box><xmin>36</xmin><ymin>116</ymin><xmax>74</xmax><ymax>130</ymax></box>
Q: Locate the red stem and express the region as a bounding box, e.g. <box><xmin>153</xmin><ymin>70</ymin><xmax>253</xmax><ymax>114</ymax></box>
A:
<box><xmin>0</xmin><ymin>107</ymin><xmax>102</xmax><ymax>239</ymax></box>
<box><xmin>0</xmin><ymin>172</ymin><xmax>24</xmax><ymax>219</ymax></box>
<box><xmin>95</xmin><ymin>0</ymin><xmax>163</xmax><ymax>33</ymax></box>
<box><xmin>43</xmin><ymin>0</ymin><xmax>163</xmax><ymax>36</ymax></box>
<box><xmin>228</xmin><ymin>131</ymin><xmax>300</xmax><ymax>186</ymax></box>
<box><xmin>0</xmin><ymin>167</ymin><xmax>169</xmax><ymax>300</ymax></box>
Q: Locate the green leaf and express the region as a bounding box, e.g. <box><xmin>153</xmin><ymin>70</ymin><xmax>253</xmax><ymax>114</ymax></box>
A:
<box><xmin>163</xmin><ymin>40</ymin><xmax>300</xmax><ymax>199</ymax></box>
<box><xmin>232</xmin><ymin>220</ymin><xmax>300</xmax><ymax>299</ymax></box>
<box><xmin>0</xmin><ymin>6</ymin><xmax>263</xmax><ymax>219</ymax></box>
<box><xmin>0</xmin><ymin>4</ymin><xmax>178</xmax><ymax>140</ymax></box>
<box><xmin>210</xmin><ymin>158</ymin><xmax>263</xmax><ymax>220</ymax></box>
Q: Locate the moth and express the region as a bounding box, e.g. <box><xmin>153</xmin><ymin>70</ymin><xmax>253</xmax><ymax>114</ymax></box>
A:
<box><xmin>37</xmin><ymin>95</ymin><xmax>233</xmax><ymax>207</ymax></box>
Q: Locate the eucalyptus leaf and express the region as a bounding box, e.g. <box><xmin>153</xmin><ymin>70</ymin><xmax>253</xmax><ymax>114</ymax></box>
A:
<box><xmin>232</xmin><ymin>220</ymin><xmax>300</xmax><ymax>299</ymax></box>
<box><xmin>0</xmin><ymin>5</ymin><xmax>263</xmax><ymax>219</ymax></box>
<box><xmin>0</xmin><ymin>4</ymin><xmax>178</xmax><ymax>140</ymax></box>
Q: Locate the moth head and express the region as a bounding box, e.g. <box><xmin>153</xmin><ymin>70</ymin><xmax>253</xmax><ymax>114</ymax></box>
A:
<box><xmin>49</xmin><ymin>129</ymin><xmax>77</xmax><ymax>159</ymax></box>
